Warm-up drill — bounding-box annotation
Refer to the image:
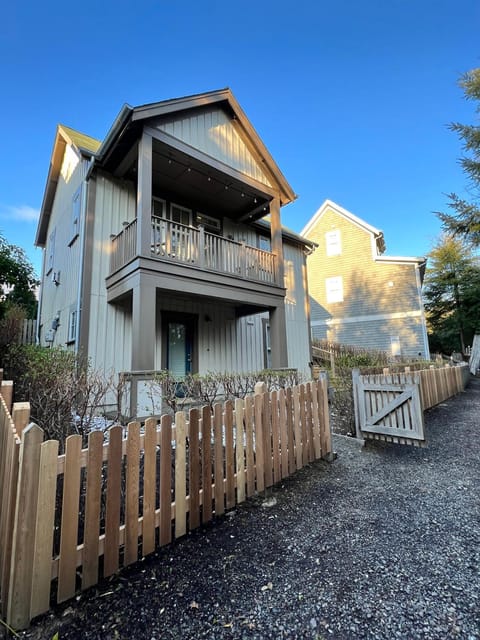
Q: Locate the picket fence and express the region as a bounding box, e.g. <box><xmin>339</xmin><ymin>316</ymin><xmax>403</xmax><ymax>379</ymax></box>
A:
<box><xmin>0</xmin><ymin>376</ymin><xmax>332</xmax><ymax>630</ymax></box>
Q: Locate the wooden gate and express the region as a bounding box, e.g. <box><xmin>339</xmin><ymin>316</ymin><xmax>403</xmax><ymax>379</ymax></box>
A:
<box><xmin>352</xmin><ymin>369</ymin><xmax>425</xmax><ymax>446</ymax></box>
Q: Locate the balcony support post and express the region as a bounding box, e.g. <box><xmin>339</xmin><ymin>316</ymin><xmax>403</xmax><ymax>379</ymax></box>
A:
<box><xmin>269</xmin><ymin>302</ymin><xmax>288</xmax><ymax>369</ymax></box>
<box><xmin>270</xmin><ymin>196</ymin><xmax>284</xmax><ymax>286</ymax></box>
<box><xmin>137</xmin><ymin>132</ymin><xmax>153</xmax><ymax>256</ymax></box>
<box><xmin>132</xmin><ymin>273</ymin><xmax>156</xmax><ymax>371</ymax></box>
<box><xmin>198</xmin><ymin>225</ymin><xmax>205</xmax><ymax>268</ymax></box>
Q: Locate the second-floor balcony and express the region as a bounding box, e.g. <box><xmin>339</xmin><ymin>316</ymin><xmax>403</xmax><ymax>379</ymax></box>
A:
<box><xmin>109</xmin><ymin>216</ymin><xmax>278</xmax><ymax>285</ymax></box>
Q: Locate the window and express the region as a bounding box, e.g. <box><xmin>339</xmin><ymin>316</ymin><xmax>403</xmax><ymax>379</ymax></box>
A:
<box><xmin>326</xmin><ymin>276</ymin><xmax>343</xmax><ymax>303</ymax></box>
<box><xmin>47</xmin><ymin>229</ymin><xmax>56</xmax><ymax>274</ymax></box>
<box><xmin>325</xmin><ymin>230</ymin><xmax>341</xmax><ymax>256</ymax></box>
<box><xmin>169</xmin><ymin>203</ymin><xmax>191</xmax><ymax>226</ymax></box>
<box><xmin>390</xmin><ymin>336</ymin><xmax>401</xmax><ymax>357</ymax></box>
<box><xmin>70</xmin><ymin>187</ymin><xmax>82</xmax><ymax>244</ymax></box>
<box><xmin>67</xmin><ymin>309</ymin><xmax>77</xmax><ymax>344</ymax></box>
<box><xmin>152</xmin><ymin>197</ymin><xmax>166</xmax><ymax>218</ymax></box>
<box><xmin>258</xmin><ymin>236</ymin><xmax>271</xmax><ymax>252</ymax></box>
<box><xmin>196</xmin><ymin>212</ymin><xmax>221</xmax><ymax>234</ymax></box>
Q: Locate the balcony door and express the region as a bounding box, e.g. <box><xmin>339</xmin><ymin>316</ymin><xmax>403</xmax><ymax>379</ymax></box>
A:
<box><xmin>162</xmin><ymin>313</ymin><xmax>197</xmax><ymax>377</ymax></box>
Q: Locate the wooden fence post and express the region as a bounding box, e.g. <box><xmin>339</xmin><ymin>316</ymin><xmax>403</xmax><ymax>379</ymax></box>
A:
<box><xmin>7</xmin><ymin>423</ymin><xmax>44</xmax><ymax>630</ymax></box>
<box><xmin>0</xmin><ymin>381</ymin><xmax>13</xmax><ymax>414</ymax></box>
<box><xmin>12</xmin><ymin>402</ymin><xmax>30</xmax><ymax>438</ymax></box>
<box><xmin>318</xmin><ymin>373</ymin><xmax>334</xmax><ymax>460</ymax></box>
<box><xmin>352</xmin><ymin>368</ymin><xmax>362</xmax><ymax>441</ymax></box>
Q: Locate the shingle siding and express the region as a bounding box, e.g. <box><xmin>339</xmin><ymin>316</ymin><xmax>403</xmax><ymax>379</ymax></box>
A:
<box><xmin>305</xmin><ymin>203</ymin><xmax>429</xmax><ymax>357</ymax></box>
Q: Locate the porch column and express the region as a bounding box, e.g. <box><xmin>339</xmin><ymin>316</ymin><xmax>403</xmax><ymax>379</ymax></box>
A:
<box><xmin>269</xmin><ymin>302</ymin><xmax>288</xmax><ymax>369</ymax></box>
<box><xmin>270</xmin><ymin>196</ymin><xmax>284</xmax><ymax>285</ymax></box>
<box><xmin>131</xmin><ymin>274</ymin><xmax>156</xmax><ymax>371</ymax></box>
<box><xmin>137</xmin><ymin>131</ymin><xmax>153</xmax><ymax>256</ymax></box>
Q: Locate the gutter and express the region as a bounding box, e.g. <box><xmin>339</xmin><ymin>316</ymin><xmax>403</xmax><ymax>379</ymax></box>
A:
<box><xmin>89</xmin><ymin>104</ymin><xmax>134</xmax><ymax>174</ymax></box>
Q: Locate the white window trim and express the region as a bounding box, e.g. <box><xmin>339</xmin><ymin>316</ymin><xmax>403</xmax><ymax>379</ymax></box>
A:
<box><xmin>47</xmin><ymin>228</ymin><xmax>56</xmax><ymax>274</ymax></box>
<box><xmin>70</xmin><ymin>186</ymin><xmax>82</xmax><ymax>245</ymax></box>
<box><xmin>325</xmin><ymin>229</ymin><xmax>341</xmax><ymax>256</ymax></box>
<box><xmin>152</xmin><ymin>196</ymin><xmax>166</xmax><ymax>218</ymax></box>
<box><xmin>390</xmin><ymin>336</ymin><xmax>401</xmax><ymax>357</ymax></box>
<box><xmin>326</xmin><ymin>276</ymin><xmax>343</xmax><ymax>303</ymax></box>
<box><xmin>67</xmin><ymin>309</ymin><xmax>77</xmax><ymax>344</ymax></box>
<box><xmin>169</xmin><ymin>202</ymin><xmax>192</xmax><ymax>226</ymax></box>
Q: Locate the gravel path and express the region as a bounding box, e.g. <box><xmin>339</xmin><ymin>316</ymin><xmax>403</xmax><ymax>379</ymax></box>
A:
<box><xmin>18</xmin><ymin>377</ymin><xmax>480</xmax><ymax>640</ymax></box>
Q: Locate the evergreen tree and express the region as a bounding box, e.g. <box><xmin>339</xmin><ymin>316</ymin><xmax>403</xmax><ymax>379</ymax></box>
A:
<box><xmin>423</xmin><ymin>235</ymin><xmax>480</xmax><ymax>354</ymax></box>
<box><xmin>438</xmin><ymin>68</ymin><xmax>480</xmax><ymax>243</ymax></box>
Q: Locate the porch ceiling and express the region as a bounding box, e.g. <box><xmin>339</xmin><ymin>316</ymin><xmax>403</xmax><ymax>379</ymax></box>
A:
<box><xmin>112</xmin><ymin>136</ymin><xmax>273</xmax><ymax>223</ymax></box>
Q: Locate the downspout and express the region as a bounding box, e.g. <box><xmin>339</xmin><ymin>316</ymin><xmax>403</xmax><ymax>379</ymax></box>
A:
<box><xmin>35</xmin><ymin>248</ymin><xmax>47</xmax><ymax>344</ymax></box>
<box><xmin>415</xmin><ymin>261</ymin><xmax>430</xmax><ymax>360</ymax></box>
<box><xmin>74</xmin><ymin>157</ymin><xmax>94</xmax><ymax>355</ymax></box>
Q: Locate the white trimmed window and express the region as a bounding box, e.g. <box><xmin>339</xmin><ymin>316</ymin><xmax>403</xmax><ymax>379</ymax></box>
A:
<box><xmin>67</xmin><ymin>309</ymin><xmax>77</xmax><ymax>344</ymax></box>
<box><xmin>390</xmin><ymin>336</ymin><xmax>401</xmax><ymax>357</ymax></box>
<box><xmin>169</xmin><ymin>203</ymin><xmax>192</xmax><ymax>226</ymax></box>
<box><xmin>325</xmin><ymin>230</ymin><xmax>341</xmax><ymax>256</ymax></box>
<box><xmin>326</xmin><ymin>276</ymin><xmax>343</xmax><ymax>303</ymax></box>
<box><xmin>152</xmin><ymin>197</ymin><xmax>166</xmax><ymax>217</ymax></box>
<box><xmin>47</xmin><ymin>229</ymin><xmax>56</xmax><ymax>273</ymax></box>
<box><xmin>71</xmin><ymin>187</ymin><xmax>81</xmax><ymax>243</ymax></box>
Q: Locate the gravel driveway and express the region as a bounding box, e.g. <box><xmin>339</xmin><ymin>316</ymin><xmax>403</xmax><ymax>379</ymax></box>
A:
<box><xmin>18</xmin><ymin>377</ymin><xmax>480</xmax><ymax>640</ymax></box>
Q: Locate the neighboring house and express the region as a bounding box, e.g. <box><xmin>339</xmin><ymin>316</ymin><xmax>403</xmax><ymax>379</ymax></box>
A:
<box><xmin>301</xmin><ymin>200</ymin><xmax>430</xmax><ymax>359</ymax></box>
<box><xmin>35</xmin><ymin>89</ymin><xmax>314</xmax><ymax>414</ymax></box>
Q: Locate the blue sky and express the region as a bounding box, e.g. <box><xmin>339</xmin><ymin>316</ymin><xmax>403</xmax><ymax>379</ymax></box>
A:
<box><xmin>1</xmin><ymin>0</ymin><xmax>479</xmax><ymax>276</ymax></box>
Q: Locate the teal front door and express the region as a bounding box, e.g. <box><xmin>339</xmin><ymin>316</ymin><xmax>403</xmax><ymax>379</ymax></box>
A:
<box><xmin>163</xmin><ymin>314</ymin><xmax>196</xmax><ymax>376</ymax></box>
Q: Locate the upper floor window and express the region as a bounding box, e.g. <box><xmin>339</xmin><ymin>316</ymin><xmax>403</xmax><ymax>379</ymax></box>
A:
<box><xmin>152</xmin><ymin>197</ymin><xmax>166</xmax><ymax>218</ymax></box>
<box><xmin>326</xmin><ymin>276</ymin><xmax>343</xmax><ymax>303</ymax></box>
<box><xmin>70</xmin><ymin>187</ymin><xmax>81</xmax><ymax>244</ymax></box>
<box><xmin>47</xmin><ymin>228</ymin><xmax>56</xmax><ymax>274</ymax></box>
<box><xmin>67</xmin><ymin>308</ymin><xmax>77</xmax><ymax>344</ymax></box>
<box><xmin>170</xmin><ymin>203</ymin><xmax>192</xmax><ymax>226</ymax></box>
<box><xmin>258</xmin><ymin>236</ymin><xmax>271</xmax><ymax>252</ymax></box>
<box><xmin>325</xmin><ymin>230</ymin><xmax>341</xmax><ymax>256</ymax></box>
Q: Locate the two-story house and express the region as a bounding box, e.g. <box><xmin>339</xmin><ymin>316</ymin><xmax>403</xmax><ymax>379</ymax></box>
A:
<box><xmin>301</xmin><ymin>200</ymin><xmax>430</xmax><ymax>359</ymax></box>
<box><xmin>35</xmin><ymin>89</ymin><xmax>314</xmax><ymax>414</ymax></box>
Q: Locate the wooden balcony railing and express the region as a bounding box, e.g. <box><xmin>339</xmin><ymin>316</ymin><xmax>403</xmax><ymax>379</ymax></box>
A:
<box><xmin>110</xmin><ymin>216</ymin><xmax>277</xmax><ymax>284</ymax></box>
<box><xmin>110</xmin><ymin>219</ymin><xmax>137</xmax><ymax>273</ymax></box>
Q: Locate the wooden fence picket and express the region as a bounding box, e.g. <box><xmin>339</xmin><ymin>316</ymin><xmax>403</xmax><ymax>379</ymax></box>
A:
<box><xmin>278</xmin><ymin>389</ymin><xmax>289</xmax><ymax>479</ymax></box>
<box><xmin>213</xmin><ymin>404</ymin><xmax>224</xmax><ymax>516</ymax></box>
<box><xmin>235</xmin><ymin>398</ymin><xmax>246</xmax><ymax>504</ymax></box>
<box><xmin>82</xmin><ymin>430</ymin><xmax>104</xmax><ymax>589</ymax></box>
<box><xmin>271</xmin><ymin>391</ymin><xmax>281</xmax><ymax>484</ymax></box>
<box><xmin>244</xmin><ymin>396</ymin><xmax>255</xmax><ymax>497</ymax></box>
<box><xmin>263</xmin><ymin>392</ymin><xmax>273</xmax><ymax>488</ymax></box>
<box><xmin>104</xmin><ymin>426</ymin><xmax>122</xmax><ymax>577</ymax></box>
<box><xmin>57</xmin><ymin>434</ymin><xmax>82</xmax><ymax>603</ymax></box>
<box><xmin>7</xmin><ymin>424</ymin><xmax>43</xmax><ymax>630</ymax></box>
<box><xmin>159</xmin><ymin>414</ymin><xmax>172</xmax><ymax>546</ymax></box>
<box><xmin>175</xmin><ymin>412</ymin><xmax>187</xmax><ymax>537</ymax></box>
<box><xmin>124</xmin><ymin>422</ymin><xmax>140</xmax><ymax>566</ymax></box>
<box><xmin>189</xmin><ymin>408</ymin><xmax>201</xmax><ymax>530</ymax></box>
<box><xmin>286</xmin><ymin>387</ymin><xmax>295</xmax><ymax>474</ymax></box>
<box><xmin>254</xmin><ymin>393</ymin><xmax>265</xmax><ymax>492</ymax></box>
<box><xmin>224</xmin><ymin>401</ymin><xmax>235</xmax><ymax>510</ymax></box>
<box><xmin>31</xmin><ymin>439</ymin><xmax>59</xmax><ymax>618</ymax></box>
<box><xmin>143</xmin><ymin>417</ymin><xmax>157</xmax><ymax>556</ymax></box>
<box><xmin>293</xmin><ymin>386</ymin><xmax>302</xmax><ymax>470</ymax></box>
<box><xmin>201</xmin><ymin>406</ymin><xmax>213</xmax><ymax>522</ymax></box>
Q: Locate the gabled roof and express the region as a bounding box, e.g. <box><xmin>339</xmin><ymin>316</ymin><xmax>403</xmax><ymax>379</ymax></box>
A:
<box><xmin>36</xmin><ymin>125</ymin><xmax>101</xmax><ymax>246</ymax></box>
<box><xmin>36</xmin><ymin>89</ymin><xmax>296</xmax><ymax>247</ymax></box>
<box><xmin>301</xmin><ymin>199</ymin><xmax>427</xmax><ymax>279</ymax></box>
<box><xmin>95</xmin><ymin>88</ymin><xmax>296</xmax><ymax>205</ymax></box>
<box><xmin>301</xmin><ymin>199</ymin><xmax>386</xmax><ymax>253</ymax></box>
